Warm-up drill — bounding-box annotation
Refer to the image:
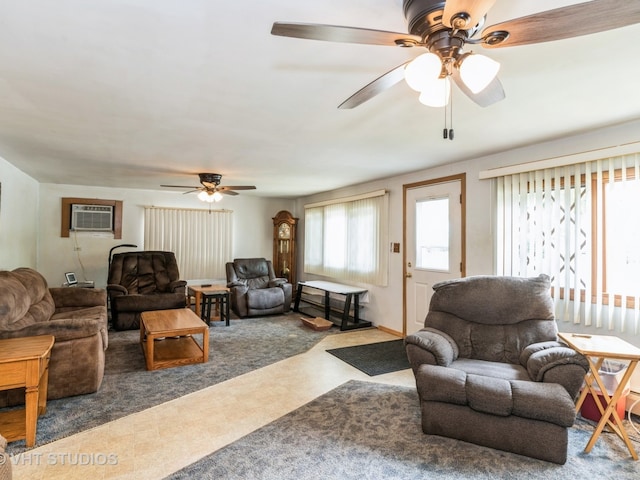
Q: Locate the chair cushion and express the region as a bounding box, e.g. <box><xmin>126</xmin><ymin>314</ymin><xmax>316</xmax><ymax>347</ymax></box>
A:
<box><xmin>417</xmin><ymin>364</ymin><xmax>576</xmax><ymax>427</ymax></box>
<box><xmin>247</xmin><ymin>287</ymin><xmax>284</xmax><ymax>310</ymax></box>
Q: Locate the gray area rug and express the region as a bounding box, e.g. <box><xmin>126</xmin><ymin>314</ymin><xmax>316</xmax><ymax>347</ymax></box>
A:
<box><xmin>5</xmin><ymin>314</ymin><xmax>336</xmax><ymax>455</ymax></box>
<box><xmin>326</xmin><ymin>339</ymin><xmax>410</xmax><ymax>376</ymax></box>
<box><xmin>166</xmin><ymin>380</ymin><xmax>640</xmax><ymax>480</ymax></box>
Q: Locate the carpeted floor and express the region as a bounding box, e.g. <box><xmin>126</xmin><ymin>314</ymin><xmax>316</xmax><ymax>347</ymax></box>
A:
<box><xmin>4</xmin><ymin>314</ymin><xmax>337</xmax><ymax>455</ymax></box>
<box><xmin>166</xmin><ymin>380</ymin><xmax>640</xmax><ymax>480</ymax></box>
<box><xmin>326</xmin><ymin>339</ymin><xmax>410</xmax><ymax>376</ymax></box>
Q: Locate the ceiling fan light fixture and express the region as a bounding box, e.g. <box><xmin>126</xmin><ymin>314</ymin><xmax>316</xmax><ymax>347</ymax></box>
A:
<box><xmin>459</xmin><ymin>53</ymin><xmax>500</xmax><ymax>94</ymax></box>
<box><xmin>418</xmin><ymin>76</ymin><xmax>451</xmax><ymax>108</ymax></box>
<box><xmin>404</xmin><ymin>52</ymin><xmax>442</xmax><ymax>92</ymax></box>
<box><xmin>198</xmin><ymin>190</ymin><xmax>223</xmax><ymax>203</ymax></box>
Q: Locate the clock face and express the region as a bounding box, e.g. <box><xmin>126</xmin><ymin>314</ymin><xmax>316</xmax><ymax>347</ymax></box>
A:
<box><xmin>278</xmin><ymin>223</ymin><xmax>290</xmax><ymax>239</ymax></box>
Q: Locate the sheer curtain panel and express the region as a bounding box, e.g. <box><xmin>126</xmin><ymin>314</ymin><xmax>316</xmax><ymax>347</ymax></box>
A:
<box><xmin>144</xmin><ymin>207</ymin><xmax>232</xmax><ymax>280</ymax></box>
<box><xmin>304</xmin><ymin>191</ymin><xmax>388</xmax><ymax>286</ymax></box>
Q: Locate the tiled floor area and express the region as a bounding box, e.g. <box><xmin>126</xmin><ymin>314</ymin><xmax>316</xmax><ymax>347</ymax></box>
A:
<box><xmin>11</xmin><ymin>327</ymin><xmax>415</xmax><ymax>479</ymax></box>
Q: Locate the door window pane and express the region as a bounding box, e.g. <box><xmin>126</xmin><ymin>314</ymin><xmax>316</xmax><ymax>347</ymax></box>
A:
<box><xmin>416</xmin><ymin>197</ymin><xmax>449</xmax><ymax>270</ymax></box>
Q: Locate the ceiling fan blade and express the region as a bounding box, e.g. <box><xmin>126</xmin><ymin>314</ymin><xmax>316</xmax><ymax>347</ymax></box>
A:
<box><xmin>338</xmin><ymin>61</ymin><xmax>410</xmax><ymax>109</ymax></box>
<box><xmin>217</xmin><ymin>186</ymin><xmax>256</xmax><ymax>191</ymax></box>
<box><xmin>442</xmin><ymin>0</ymin><xmax>497</xmax><ymax>29</ymax></box>
<box><xmin>160</xmin><ymin>184</ymin><xmax>201</xmax><ymax>189</ymax></box>
<box><xmin>481</xmin><ymin>0</ymin><xmax>640</xmax><ymax>48</ymax></box>
<box><xmin>220</xmin><ymin>190</ymin><xmax>239</xmax><ymax>196</ymax></box>
<box><xmin>451</xmin><ymin>69</ymin><xmax>505</xmax><ymax>107</ymax></box>
<box><xmin>182</xmin><ymin>189</ymin><xmax>202</xmax><ymax>195</ymax></box>
<box><xmin>271</xmin><ymin>22</ymin><xmax>423</xmax><ymax>47</ymax></box>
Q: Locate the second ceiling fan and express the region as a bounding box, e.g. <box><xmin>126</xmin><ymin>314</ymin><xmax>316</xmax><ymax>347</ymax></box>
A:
<box><xmin>161</xmin><ymin>173</ymin><xmax>256</xmax><ymax>203</ymax></box>
<box><xmin>271</xmin><ymin>0</ymin><xmax>640</xmax><ymax>110</ymax></box>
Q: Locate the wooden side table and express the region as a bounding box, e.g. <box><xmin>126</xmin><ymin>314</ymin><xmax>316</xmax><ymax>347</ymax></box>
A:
<box><xmin>187</xmin><ymin>284</ymin><xmax>230</xmax><ymax>326</ymax></box>
<box><xmin>558</xmin><ymin>332</ymin><xmax>640</xmax><ymax>460</ymax></box>
<box><xmin>0</xmin><ymin>335</ymin><xmax>55</xmax><ymax>447</ymax></box>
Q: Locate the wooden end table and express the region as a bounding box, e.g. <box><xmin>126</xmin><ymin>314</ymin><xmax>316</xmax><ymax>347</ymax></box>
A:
<box><xmin>0</xmin><ymin>335</ymin><xmax>55</xmax><ymax>447</ymax></box>
<box><xmin>140</xmin><ymin>308</ymin><xmax>209</xmax><ymax>371</ymax></box>
<box><xmin>187</xmin><ymin>284</ymin><xmax>230</xmax><ymax>326</ymax></box>
<box><xmin>558</xmin><ymin>332</ymin><xmax>640</xmax><ymax>460</ymax></box>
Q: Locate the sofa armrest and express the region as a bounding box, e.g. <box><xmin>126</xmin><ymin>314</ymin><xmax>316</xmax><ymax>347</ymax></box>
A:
<box><xmin>107</xmin><ymin>284</ymin><xmax>128</xmax><ymax>297</ymax></box>
<box><xmin>404</xmin><ymin>328</ymin><xmax>459</xmax><ymax>372</ymax></box>
<box><xmin>269</xmin><ymin>278</ymin><xmax>287</xmax><ymax>287</ymax></box>
<box><xmin>169</xmin><ymin>280</ymin><xmax>187</xmax><ymax>294</ymax></box>
<box><xmin>50</xmin><ymin>287</ymin><xmax>107</xmax><ymax>308</ymax></box>
<box><xmin>521</xmin><ymin>341</ymin><xmax>589</xmax><ymax>399</ymax></box>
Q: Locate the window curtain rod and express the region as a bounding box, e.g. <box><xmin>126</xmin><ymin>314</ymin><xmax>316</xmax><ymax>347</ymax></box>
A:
<box><xmin>304</xmin><ymin>189</ymin><xmax>387</xmax><ymax>209</ymax></box>
<box><xmin>144</xmin><ymin>205</ymin><xmax>233</xmax><ymax>213</ymax></box>
<box><xmin>479</xmin><ymin>141</ymin><xmax>640</xmax><ymax>180</ymax></box>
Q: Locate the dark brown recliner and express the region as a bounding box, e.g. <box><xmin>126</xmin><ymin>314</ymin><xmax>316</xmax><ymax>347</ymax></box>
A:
<box><xmin>226</xmin><ymin>258</ymin><xmax>292</xmax><ymax>318</ymax></box>
<box><xmin>107</xmin><ymin>251</ymin><xmax>187</xmax><ymax>330</ymax></box>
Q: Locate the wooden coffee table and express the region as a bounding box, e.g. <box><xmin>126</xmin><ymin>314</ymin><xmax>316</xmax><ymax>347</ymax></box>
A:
<box><xmin>140</xmin><ymin>308</ymin><xmax>209</xmax><ymax>371</ymax></box>
<box><xmin>0</xmin><ymin>335</ymin><xmax>55</xmax><ymax>447</ymax></box>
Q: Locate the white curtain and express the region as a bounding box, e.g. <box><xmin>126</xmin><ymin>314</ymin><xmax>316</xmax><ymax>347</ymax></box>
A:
<box><xmin>496</xmin><ymin>153</ymin><xmax>640</xmax><ymax>334</ymax></box>
<box><xmin>144</xmin><ymin>207</ymin><xmax>232</xmax><ymax>280</ymax></box>
<box><xmin>304</xmin><ymin>191</ymin><xmax>388</xmax><ymax>286</ymax></box>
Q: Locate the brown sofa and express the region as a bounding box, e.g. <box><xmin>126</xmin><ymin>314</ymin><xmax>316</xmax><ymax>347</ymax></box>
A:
<box><xmin>0</xmin><ymin>268</ymin><xmax>108</xmax><ymax>405</ymax></box>
<box><xmin>107</xmin><ymin>251</ymin><xmax>187</xmax><ymax>330</ymax></box>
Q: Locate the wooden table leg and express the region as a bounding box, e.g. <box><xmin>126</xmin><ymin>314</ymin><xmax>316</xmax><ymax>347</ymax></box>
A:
<box><xmin>584</xmin><ymin>359</ymin><xmax>638</xmax><ymax>460</ymax></box>
<box><xmin>24</xmin><ymin>363</ymin><xmax>40</xmax><ymax>447</ymax></box>
<box><xmin>202</xmin><ymin>326</ymin><xmax>209</xmax><ymax>363</ymax></box>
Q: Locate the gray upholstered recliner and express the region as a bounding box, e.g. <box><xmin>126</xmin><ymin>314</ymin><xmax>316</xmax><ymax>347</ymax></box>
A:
<box><xmin>107</xmin><ymin>251</ymin><xmax>187</xmax><ymax>330</ymax></box>
<box><xmin>404</xmin><ymin>274</ymin><xmax>589</xmax><ymax>464</ymax></box>
<box><xmin>226</xmin><ymin>258</ymin><xmax>292</xmax><ymax>318</ymax></box>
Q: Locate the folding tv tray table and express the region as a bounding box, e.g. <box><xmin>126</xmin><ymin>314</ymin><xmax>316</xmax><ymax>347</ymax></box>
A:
<box><xmin>558</xmin><ymin>332</ymin><xmax>640</xmax><ymax>460</ymax></box>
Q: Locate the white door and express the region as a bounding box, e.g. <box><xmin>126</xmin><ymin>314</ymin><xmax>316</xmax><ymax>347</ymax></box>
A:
<box><xmin>404</xmin><ymin>177</ymin><xmax>464</xmax><ymax>335</ymax></box>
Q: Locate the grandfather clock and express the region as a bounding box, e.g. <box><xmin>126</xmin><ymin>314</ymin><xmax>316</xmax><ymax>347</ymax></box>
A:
<box><xmin>273</xmin><ymin>210</ymin><xmax>298</xmax><ymax>286</ymax></box>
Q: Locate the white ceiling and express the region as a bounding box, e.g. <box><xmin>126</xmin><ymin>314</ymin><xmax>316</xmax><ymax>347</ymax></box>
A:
<box><xmin>1</xmin><ymin>0</ymin><xmax>639</xmax><ymax>198</ymax></box>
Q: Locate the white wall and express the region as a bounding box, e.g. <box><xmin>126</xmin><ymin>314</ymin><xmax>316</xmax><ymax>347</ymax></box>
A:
<box><xmin>0</xmin><ymin>156</ymin><xmax>39</xmax><ymax>269</ymax></box>
<box><xmin>38</xmin><ymin>183</ymin><xmax>294</xmax><ymax>288</ymax></box>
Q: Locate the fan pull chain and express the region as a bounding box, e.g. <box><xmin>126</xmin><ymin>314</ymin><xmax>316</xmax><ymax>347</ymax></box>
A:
<box><xmin>448</xmin><ymin>87</ymin><xmax>454</xmax><ymax>140</ymax></box>
<box><xmin>443</xmin><ymin>101</ymin><xmax>448</xmax><ymax>139</ymax></box>
<box><xmin>442</xmin><ymin>80</ymin><xmax>454</xmax><ymax>140</ymax></box>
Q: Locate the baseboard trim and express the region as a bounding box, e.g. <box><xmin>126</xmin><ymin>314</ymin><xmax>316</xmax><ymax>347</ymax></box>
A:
<box><xmin>377</xmin><ymin>325</ymin><xmax>403</xmax><ymax>338</ymax></box>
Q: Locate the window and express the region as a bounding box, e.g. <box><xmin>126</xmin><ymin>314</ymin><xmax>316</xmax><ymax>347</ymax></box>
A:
<box><xmin>144</xmin><ymin>207</ymin><xmax>232</xmax><ymax>280</ymax></box>
<box><xmin>495</xmin><ymin>153</ymin><xmax>640</xmax><ymax>331</ymax></box>
<box><xmin>304</xmin><ymin>191</ymin><xmax>388</xmax><ymax>286</ymax></box>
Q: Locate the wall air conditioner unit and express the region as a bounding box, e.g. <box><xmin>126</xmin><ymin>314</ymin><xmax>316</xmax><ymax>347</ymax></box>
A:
<box><xmin>70</xmin><ymin>204</ymin><xmax>114</xmax><ymax>232</ymax></box>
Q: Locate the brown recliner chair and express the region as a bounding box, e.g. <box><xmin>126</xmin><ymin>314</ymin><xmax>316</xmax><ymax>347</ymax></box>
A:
<box><xmin>226</xmin><ymin>258</ymin><xmax>292</xmax><ymax>318</ymax></box>
<box><xmin>107</xmin><ymin>251</ymin><xmax>187</xmax><ymax>330</ymax></box>
<box><xmin>404</xmin><ymin>274</ymin><xmax>589</xmax><ymax>464</ymax></box>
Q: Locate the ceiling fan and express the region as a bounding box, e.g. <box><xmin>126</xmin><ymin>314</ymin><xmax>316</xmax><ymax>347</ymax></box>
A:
<box><xmin>271</xmin><ymin>0</ymin><xmax>640</xmax><ymax>111</ymax></box>
<box><xmin>161</xmin><ymin>173</ymin><xmax>256</xmax><ymax>203</ymax></box>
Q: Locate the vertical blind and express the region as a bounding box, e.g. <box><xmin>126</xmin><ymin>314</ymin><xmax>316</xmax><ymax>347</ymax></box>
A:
<box><xmin>496</xmin><ymin>153</ymin><xmax>640</xmax><ymax>334</ymax></box>
<box><xmin>144</xmin><ymin>207</ymin><xmax>232</xmax><ymax>280</ymax></box>
<box><xmin>304</xmin><ymin>191</ymin><xmax>388</xmax><ymax>286</ymax></box>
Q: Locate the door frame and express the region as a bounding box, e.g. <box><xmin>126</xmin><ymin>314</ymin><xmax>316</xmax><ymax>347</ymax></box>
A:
<box><xmin>402</xmin><ymin>173</ymin><xmax>467</xmax><ymax>336</ymax></box>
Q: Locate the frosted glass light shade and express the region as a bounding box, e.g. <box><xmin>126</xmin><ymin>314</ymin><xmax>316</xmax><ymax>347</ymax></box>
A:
<box><xmin>404</xmin><ymin>53</ymin><xmax>442</xmax><ymax>92</ymax></box>
<box><xmin>459</xmin><ymin>54</ymin><xmax>500</xmax><ymax>94</ymax></box>
<box><xmin>198</xmin><ymin>190</ymin><xmax>223</xmax><ymax>202</ymax></box>
<box><xmin>418</xmin><ymin>77</ymin><xmax>451</xmax><ymax>107</ymax></box>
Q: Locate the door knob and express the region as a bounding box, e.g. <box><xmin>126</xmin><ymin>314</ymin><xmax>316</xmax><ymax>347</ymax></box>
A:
<box><xmin>406</xmin><ymin>272</ymin><xmax>412</xmax><ymax>278</ymax></box>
